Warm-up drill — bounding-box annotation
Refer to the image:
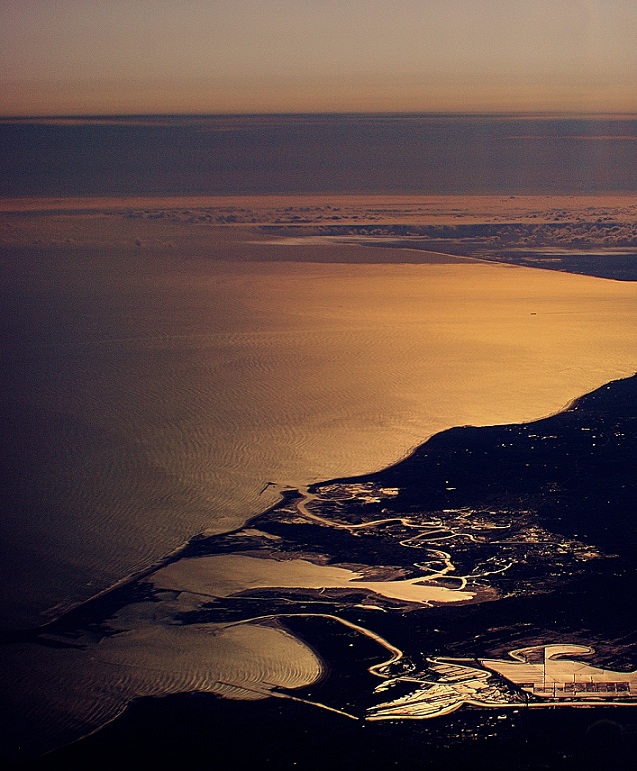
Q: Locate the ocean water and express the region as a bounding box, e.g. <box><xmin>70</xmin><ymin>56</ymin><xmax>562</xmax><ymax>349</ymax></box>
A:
<box><xmin>2</xmin><ymin>232</ymin><xmax>637</xmax><ymax>631</ymax></box>
<box><xmin>2</xmin><ymin>113</ymin><xmax>637</xmax><ymax>196</ymax></box>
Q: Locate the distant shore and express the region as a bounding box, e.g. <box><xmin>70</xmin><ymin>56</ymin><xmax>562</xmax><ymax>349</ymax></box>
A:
<box><xmin>2</xmin><ymin>192</ymin><xmax>637</xmax><ymax>221</ymax></box>
<box><xmin>3</xmin><ymin>194</ymin><xmax>637</xmax><ymax>281</ymax></box>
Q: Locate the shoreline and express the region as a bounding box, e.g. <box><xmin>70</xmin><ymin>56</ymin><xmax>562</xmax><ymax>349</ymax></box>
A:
<box><xmin>3</xmin><ymin>194</ymin><xmax>637</xmax><ymax>281</ymax></box>
<box><xmin>2</xmin><ymin>201</ymin><xmax>636</xmax><ymax>635</ymax></box>
<box><xmin>10</xmin><ymin>371</ymin><xmax>637</xmax><ymax>767</ymax></box>
<box><xmin>7</xmin><ymin>372</ymin><xmax>635</xmax><ymax>636</ymax></box>
<box><xmin>0</xmin><ymin>486</ymin><xmax>301</xmax><ymax>641</ymax></box>
<box><xmin>310</xmin><ymin>372</ymin><xmax>636</xmax><ymax>491</ymax></box>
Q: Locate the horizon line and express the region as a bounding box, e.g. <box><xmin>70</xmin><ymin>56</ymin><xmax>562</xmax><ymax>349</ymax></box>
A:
<box><xmin>3</xmin><ymin>110</ymin><xmax>637</xmax><ymax>121</ymax></box>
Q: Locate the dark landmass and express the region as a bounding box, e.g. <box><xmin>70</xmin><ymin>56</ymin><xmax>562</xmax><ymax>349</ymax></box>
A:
<box><xmin>21</xmin><ymin>695</ymin><xmax>636</xmax><ymax>771</ymax></box>
<box><xmin>360</xmin><ymin>373</ymin><xmax>637</xmax><ymax>555</ymax></box>
<box><xmin>17</xmin><ymin>374</ymin><xmax>637</xmax><ymax>770</ymax></box>
<box><xmin>261</xmin><ymin>221</ymin><xmax>637</xmax><ymax>280</ymax></box>
<box><xmin>261</xmin><ymin>219</ymin><xmax>637</xmax><ymax>246</ymax></box>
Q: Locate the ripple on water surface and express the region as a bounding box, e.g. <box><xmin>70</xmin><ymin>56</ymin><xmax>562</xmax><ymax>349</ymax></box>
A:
<box><xmin>3</xmin><ymin>256</ymin><xmax>637</xmax><ymax>630</ymax></box>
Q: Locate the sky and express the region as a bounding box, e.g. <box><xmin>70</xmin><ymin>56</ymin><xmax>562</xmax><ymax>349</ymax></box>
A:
<box><xmin>1</xmin><ymin>0</ymin><xmax>637</xmax><ymax>116</ymax></box>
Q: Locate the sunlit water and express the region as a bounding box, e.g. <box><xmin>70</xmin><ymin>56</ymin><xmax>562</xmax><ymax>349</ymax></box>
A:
<box><xmin>2</xmin><ymin>236</ymin><xmax>637</xmax><ymax>629</ymax></box>
<box><xmin>2</xmin><ymin>232</ymin><xmax>637</xmax><ymax>760</ymax></box>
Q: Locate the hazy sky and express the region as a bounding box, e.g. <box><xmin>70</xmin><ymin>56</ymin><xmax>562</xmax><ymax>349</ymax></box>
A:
<box><xmin>2</xmin><ymin>0</ymin><xmax>636</xmax><ymax>115</ymax></box>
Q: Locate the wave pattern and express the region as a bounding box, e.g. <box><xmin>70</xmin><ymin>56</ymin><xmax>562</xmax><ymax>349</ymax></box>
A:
<box><xmin>1</xmin><ymin>620</ymin><xmax>322</xmax><ymax>763</ymax></box>
<box><xmin>5</xmin><ymin>258</ymin><xmax>637</xmax><ymax>629</ymax></box>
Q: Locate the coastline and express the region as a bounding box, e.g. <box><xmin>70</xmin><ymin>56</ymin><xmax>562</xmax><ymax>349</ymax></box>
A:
<box><xmin>0</xmin><ymin>486</ymin><xmax>300</xmax><ymax>643</ymax></box>
<box><xmin>10</xmin><ymin>371</ymin><xmax>637</xmax><ymax>768</ymax></box>
<box><xmin>5</xmin><ymin>206</ymin><xmax>637</xmax><ymax>633</ymax></box>
<box><xmin>4</xmin><ymin>365</ymin><xmax>633</xmax><ymax>643</ymax></box>
<box><xmin>3</xmin><ymin>193</ymin><xmax>637</xmax><ymax>280</ymax></box>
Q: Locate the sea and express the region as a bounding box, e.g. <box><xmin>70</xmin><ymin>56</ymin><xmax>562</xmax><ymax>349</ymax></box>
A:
<box><xmin>1</xmin><ymin>113</ymin><xmax>637</xmax><ymax>762</ymax></box>
<box><xmin>3</xmin><ymin>112</ymin><xmax>637</xmax><ymax>197</ymax></box>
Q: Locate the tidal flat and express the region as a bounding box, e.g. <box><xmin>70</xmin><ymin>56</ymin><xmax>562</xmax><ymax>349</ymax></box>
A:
<box><xmin>1</xmin><ymin>195</ymin><xmax>637</xmax><ymax>766</ymax></box>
